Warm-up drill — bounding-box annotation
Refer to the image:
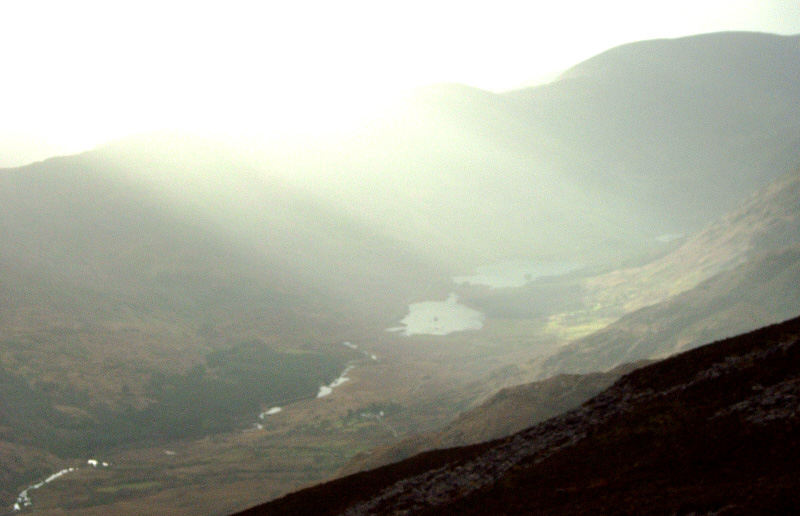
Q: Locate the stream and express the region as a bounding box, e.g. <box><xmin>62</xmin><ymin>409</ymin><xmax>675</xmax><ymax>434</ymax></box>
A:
<box><xmin>251</xmin><ymin>341</ymin><xmax>379</xmax><ymax>427</ymax></box>
<box><xmin>13</xmin><ymin>460</ymin><xmax>109</xmax><ymax>511</ymax></box>
<box><xmin>13</xmin><ymin>340</ymin><xmax>380</xmax><ymax>511</ymax></box>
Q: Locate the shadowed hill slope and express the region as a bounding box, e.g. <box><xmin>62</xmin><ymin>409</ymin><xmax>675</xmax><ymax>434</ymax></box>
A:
<box><xmin>338</xmin><ymin>361</ymin><xmax>648</xmax><ymax>476</ymax></box>
<box><xmin>0</xmin><ymin>137</ymin><xmax>444</xmax><ymax>322</ymax></box>
<box><xmin>0</xmin><ymin>136</ymin><xmax>446</xmax><ymax>490</ymax></box>
<box><xmin>234</xmin><ymin>316</ymin><xmax>800</xmax><ymax>516</ymax></box>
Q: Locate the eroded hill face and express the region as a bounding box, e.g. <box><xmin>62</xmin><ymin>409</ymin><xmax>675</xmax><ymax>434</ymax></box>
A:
<box><xmin>235</xmin><ymin>317</ymin><xmax>800</xmax><ymax>516</ymax></box>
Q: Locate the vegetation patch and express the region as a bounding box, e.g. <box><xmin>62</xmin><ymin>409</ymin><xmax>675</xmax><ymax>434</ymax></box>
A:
<box><xmin>0</xmin><ymin>341</ymin><xmax>347</xmax><ymax>457</ymax></box>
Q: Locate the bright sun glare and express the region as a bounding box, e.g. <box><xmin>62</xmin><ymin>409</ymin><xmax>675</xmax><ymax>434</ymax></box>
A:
<box><xmin>1</xmin><ymin>0</ymin><xmax>798</xmax><ymax>163</ymax></box>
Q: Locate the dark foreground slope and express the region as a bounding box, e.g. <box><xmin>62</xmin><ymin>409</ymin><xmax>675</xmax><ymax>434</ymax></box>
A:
<box><xmin>338</xmin><ymin>361</ymin><xmax>648</xmax><ymax>477</ymax></box>
<box><xmin>235</xmin><ymin>316</ymin><xmax>800</xmax><ymax>516</ymax></box>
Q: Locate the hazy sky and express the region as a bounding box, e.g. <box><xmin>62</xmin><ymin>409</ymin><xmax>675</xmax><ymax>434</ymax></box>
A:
<box><xmin>1</xmin><ymin>0</ymin><xmax>799</xmax><ymax>166</ymax></box>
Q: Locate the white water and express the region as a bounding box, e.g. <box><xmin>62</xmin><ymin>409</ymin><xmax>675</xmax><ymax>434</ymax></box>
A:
<box><xmin>13</xmin><ymin>460</ymin><xmax>109</xmax><ymax>511</ymax></box>
<box><xmin>251</xmin><ymin>341</ymin><xmax>378</xmax><ymax>428</ymax></box>
<box><xmin>315</xmin><ymin>341</ymin><xmax>379</xmax><ymax>398</ymax></box>
<box><xmin>388</xmin><ymin>293</ymin><xmax>484</xmax><ymax>336</ymax></box>
<box><xmin>342</xmin><ymin>341</ymin><xmax>378</xmax><ymax>361</ymax></box>
<box><xmin>317</xmin><ymin>365</ymin><xmax>355</xmax><ymax>397</ymax></box>
<box><xmin>259</xmin><ymin>406</ymin><xmax>282</xmax><ymax>419</ymax></box>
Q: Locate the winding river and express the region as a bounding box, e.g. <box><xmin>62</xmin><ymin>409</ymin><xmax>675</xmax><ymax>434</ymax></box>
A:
<box><xmin>13</xmin><ymin>460</ymin><xmax>109</xmax><ymax>511</ymax></box>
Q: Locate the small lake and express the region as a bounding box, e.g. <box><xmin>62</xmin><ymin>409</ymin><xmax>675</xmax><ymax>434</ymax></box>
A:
<box><xmin>387</xmin><ymin>293</ymin><xmax>484</xmax><ymax>336</ymax></box>
<box><xmin>452</xmin><ymin>260</ymin><xmax>582</xmax><ymax>288</ymax></box>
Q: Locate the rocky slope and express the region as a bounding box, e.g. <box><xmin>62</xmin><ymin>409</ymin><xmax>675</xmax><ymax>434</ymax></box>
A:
<box><xmin>339</xmin><ymin>361</ymin><xmax>648</xmax><ymax>476</ymax></box>
<box><xmin>235</xmin><ymin>316</ymin><xmax>800</xmax><ymax>516</ymax></box>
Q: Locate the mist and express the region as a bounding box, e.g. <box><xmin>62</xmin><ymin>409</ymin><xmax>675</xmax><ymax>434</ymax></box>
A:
<box><xmin>1</xmin><ymin>24</ymin><xmax>799</xmax><ymax>516</ymax></box>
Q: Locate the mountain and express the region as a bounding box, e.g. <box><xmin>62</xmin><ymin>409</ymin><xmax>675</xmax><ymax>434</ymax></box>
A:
<box><xmin>0</xmin><ymin>132</ymin><xmax>74</xmax><ymax>169</ymax></box>
<box><xmin>454</xmin><ymin>164</ymin><xmax>799</xmax><ymax>395</ymax></box>
<box><xmin>2</xmin><ymin>31</ymin><xmax>799</xmax><ymax>515</ymax></box>
<box><xmin>507</xmin><ymin>32</ymin><xmax>800</xmax><ymax>230</ymax></box>
<box><xmin>0</xmin><ymin>133</ymin><xmax>446</xmax><ymax>469</ymax></box>
<box><xmin>583</xmin><ymin>166</ymin><xmax>800</xmax><ymax>316</ymax></box>
<box><xmin>253</xmin><ymin>32</ymin><xmax>800</xmax><ymax>266</ymax></box>
<box><xmin>234</xmin><ymin>316</ymin><xmax>800</xmax><ymax>516</ymax></box>
<box><xmin>0</xmin><ymin>133</ymin><xmax>445</xmax><ymax>319</ymax></box>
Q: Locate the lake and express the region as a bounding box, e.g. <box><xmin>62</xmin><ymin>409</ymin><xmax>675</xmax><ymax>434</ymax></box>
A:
<box><xmin>452</xmin><ymin>260</ymin><xmax>582</xmax><ymax>288</ymax></box>
<box><xmin>387</xmin><ymin>293</ymin><xmax>484</xmax><ymax>336</ymax></box>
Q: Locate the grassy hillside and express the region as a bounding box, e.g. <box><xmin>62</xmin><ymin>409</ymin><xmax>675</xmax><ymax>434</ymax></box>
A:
<box><xmin>338</xmin><ymin>361</ymin><xmax>647</xmax><ymax>476</ymax></box>
<box><xmin>0</xmin><ymin>136</ymin><xmax>445</xmax><ymax>506</ymax></box>
<box><xmin>540</xmin><ymin>243</ymin><xmax>800</xmax><ymax>377</ymax></box>
<box><xmin>235</xmin><ymin>316</ymin><xmax>800</xmax><ymax>516</ymax></box>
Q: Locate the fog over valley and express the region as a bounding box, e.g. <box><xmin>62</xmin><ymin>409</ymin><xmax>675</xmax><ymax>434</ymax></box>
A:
<box><xmin>1</xmin><ymin>5</ymin><xmax>799</xmax><ymax>514</ymax></box>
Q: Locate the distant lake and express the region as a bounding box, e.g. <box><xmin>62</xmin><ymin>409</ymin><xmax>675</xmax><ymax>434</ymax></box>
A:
<box><xmin>387</xmin><ymin>293</ymin><xmax>484</xmax><ymax>336</ymax></box>
<box><xmin>655</xmin><ymin>233</ymin><xmax>684</xmax><ymax>243</ymax></box>
<box><xmin>452</xmin><ymin>260</ymin><xmax>582</xmax><ymax>288</ymax></box>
